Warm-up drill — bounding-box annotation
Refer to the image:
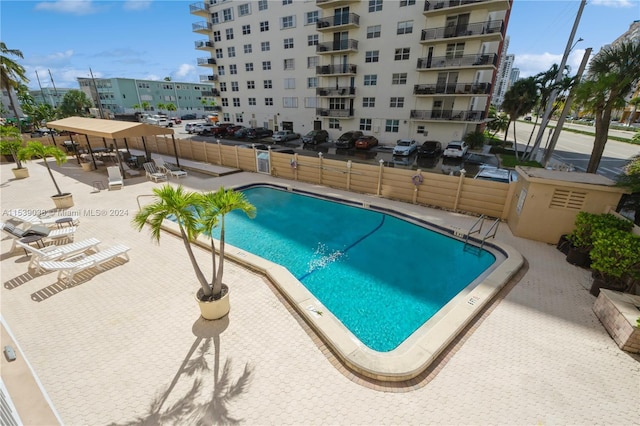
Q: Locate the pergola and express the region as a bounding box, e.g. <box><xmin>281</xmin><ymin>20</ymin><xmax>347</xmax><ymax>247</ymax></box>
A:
<box><xmin>46</xmin><ymin>116</ymin><xmax>179</xmax><ymax>172</ymax></box>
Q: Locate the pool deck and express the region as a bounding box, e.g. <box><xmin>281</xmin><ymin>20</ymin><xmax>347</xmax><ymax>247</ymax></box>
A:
<box><xmin>1</xmin><ymin>159</ymin><xmax>639</xmax><ymax>425</ymax></box>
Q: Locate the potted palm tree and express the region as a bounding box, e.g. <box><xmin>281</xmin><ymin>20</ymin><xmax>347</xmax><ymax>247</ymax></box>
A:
<box><xmin>132</xmin><ymin>185</ymin><xmax>256</xmax><ymax>320</ymax></box>
<box><xmin>18</xmin><ymin>140</ymin><xmax>74</xmax><ymax>208</ymax></box>
<box><xmin>0</xmin><ymin>125</ymin><xmax>29</xmax><ymax>178</ymax></box>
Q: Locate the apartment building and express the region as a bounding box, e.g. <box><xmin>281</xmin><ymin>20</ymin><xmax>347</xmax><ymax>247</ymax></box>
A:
<box><xmin>76</xmin><ymin>77</ymin><xmax>217</xmax><ymax>117</ymax></box>
<box><xmin>30</xmin><ymin>88</ymin><xmax>75</xmax><ymax>109</ymax></box>
<box><xmin>191</xmin><ymin>0</ymin><xmax>511</xmax><ymax>143</ymax></box>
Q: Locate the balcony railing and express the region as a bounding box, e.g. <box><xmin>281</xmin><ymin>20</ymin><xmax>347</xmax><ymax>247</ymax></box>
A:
<box><xmin>199</xmin><ymin>74</ymin><xmax>219</xmax><ymax>82</ymax></box>
<box><xmin>197</xmin><ymin>57</ymin><xmax>217</xmax><ymax>66</ymax></box>
<box><xmin>204</xmin><ymin>105</ymin><xmax>223</xmax><ymax>112</ymax></box>
<box><xmin>410</xmin><ymin>109</ymin><xmax>486</xmax><ymax>121</ymax></box>
<box><xmin>413</xmin><ymin>82</ymin><xmax>491</xmax><ymax>95</ymax></box>
<box><xmin>424</xmin><ymin>0</ymin><xmax>502</xmax><ymax>12</ymax></box>
<box><xmin>195</xmin><ymin>40</ymin><xmax>214</xmax><ymax>50</ymax></box>
<box><xmin>316</xmin><ymin>13</ymin><xmax>360</xmax><ymax>30</ymax></box>
<box><xmin>316</xmin><ymin>0</ymin><xmax>359</xmax><ymax>7</ymax></box>
<box><xmin>316</xmin><ymin>64</ymin><xmax>357</xmax><ymax>75</ymax></box>
<box><xmin>316</xmin><ymin>108</ymin><xmax>355</xmax><ymax>118</ymax></box>
<box><xmin>421</xmin><ymin>20</ymin><xmax>504</xmax><ymax>41</ymax></box>
<box><xmin>416</xmin><ymin>53</ymin><xmax>498</xmax><ymax>69</ymax></box>
<box><xmin>316</xmin><ymin>39</ymin><xmax>358</xmax><ymax>54</ymax></box>
<box><xmin>202</xmin><ymin>89</ymin><xmax>221</xmax><ymax>97</ymax></box>
<box><xmin>192</xmin><ymin>21</ymin><xmax>212</xmax><ymax>33</ymax></box>
<box><xmin>316</xmin><ymin>87</ymin><xmax>356</xmax><ymax>96</ymax></box>
<box><xmin>189</xmin><ymin>2</ymin><xmax>209</xmax><ymax>16</ymax></box>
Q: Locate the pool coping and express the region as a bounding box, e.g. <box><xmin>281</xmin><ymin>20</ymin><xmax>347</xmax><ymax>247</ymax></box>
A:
<box><xmin>159</xmin><ymin>183</ymin><xmax>524</xmax><ymax>382</ymax></box>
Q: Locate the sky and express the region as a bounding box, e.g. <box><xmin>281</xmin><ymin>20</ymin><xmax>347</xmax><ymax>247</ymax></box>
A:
<box><xmin>1</xmin><ymin>0</ymin><xmax>639</xmax><ymax>91</ymax></box>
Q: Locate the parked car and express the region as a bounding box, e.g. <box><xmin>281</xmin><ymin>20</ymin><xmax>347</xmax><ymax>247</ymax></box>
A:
<box><xmin>302</xmin><ymin>129</ymin><xmax>329</xmax><ymax>145</ymax></box>
<box><xmin>238</xmin><ymin>143</ymin><xmax>269</xmax><ymax>150</ymax></box>
<box><xmin>474</xmin><ymin>166</ymin><xmax>518</xmax><ymax>183</ymax></box>
<box><xmin>272</xmin><ymin>130</ymin><xmax>300</xmax><ymax>142</ymax></box>
<box><xmin>185</xmin><ymin>122</ymin><xmax>204</xmax><ymax>134</ymax></box>
<box><xmin>233</xmin><ymin>127</ymin><xmax>250</xmax><ymax>139</ymax></box>
<box><xmin>30</xmin><ymin>128</ymin><xmax>55</xmax><ymax>138</ymax></box>
<box><xmin>335</xmin><ymin>131</ymin><xmax>363</xmax><ymax>149</ymax></box>
<box><xmin>247</xmin><ymin>127</ymin><xmax>274</xmax><ymax>139</ymax></box>
<box><xmin>181</xmin><ymin>113</ymin><xmax>197</xmax><ymax>120</ymax></box>
<box><xmin>169</xmin><ymin>117</ymin><xmax>182</xmax><ymax>125</ymax></box>
<box><xmin>355</xmin><ymin>135</ymin><xmax>379</xmax><ymax>149</ymax></box>
<box><xmin>417</xmin><ymin>141</ymin><xmax>443</xmax><ymax>158</ymax></box>
<box><xmin>225</xmin><ymin>125</ymin><xmax>244</xmax><ymax>137</ymax></box>
<box><xmin>208</xmin><ymin>123</ymin><xmax>235</xmax><ymax>137</ymax></box>
<box><xmin>197</xmin><ymin>123</ymin><xmax>217</xmax><ymax>135</ymax></box>
<box><xmin>392</xmin><ymin>139</ymin><xmax>418</xmax><ymax>156</ymax></box>
<box><xmin>443</xmin><ymin>140</ymin><xmax>469</xmax><ymax>158</ymax></box>
<box><xmin>272</xmin><ymin>147</ymin><xmax>296</xmax><ymax>154</ymax></box>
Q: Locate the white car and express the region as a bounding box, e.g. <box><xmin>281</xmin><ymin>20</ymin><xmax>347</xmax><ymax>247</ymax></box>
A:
<box><xmin>392</xmin><ymin>139</ymin><xmax>418</xmax><ymax>156</ymax></box>
<box><xmin>443</xmin><ymin>141</ymin><xmax>469</xmax><ymax>158</ymax></box>
<box><xmin>474</xmin><ymin>166</ymin><xmax>518</xmax><ymax>183</ymax></box>
<box><xmin>185</xmin><ymin>122</ymin><xmax>204</xmax><ymax>134</ymax></box>
<box><xmin>272</xmin><ymin>130</ymin><xmax>300</xmax><ymax>142</ymax></box>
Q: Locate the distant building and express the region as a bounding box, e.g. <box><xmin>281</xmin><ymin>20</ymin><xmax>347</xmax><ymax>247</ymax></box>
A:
<box><xmin>607</xmin><ymin>20</ymin><xmax>640</xmax><ymax>125</ymax></box>
<box><xmin>30</xmin><ymin>88</ymin><xmax>75</xmax><ymax>109</ymax></box>
<box><xmin>1</xmin><ymin>88</ymin><xmax>23</xmax><ymax>119</ymax></box>
<box><xmin>76</xmin><ymin>77</ymin><xmax>217</xmax><ymax>118</ymax></box>
<box><xmin>509</xmin><ymin>67</ymin><xmax>520</xmax><ymax>88</ymax></box>
<box><xmin>491</xmin><ymin>36</ymin><xmax>513</xmax><ymax>108</ymax></box>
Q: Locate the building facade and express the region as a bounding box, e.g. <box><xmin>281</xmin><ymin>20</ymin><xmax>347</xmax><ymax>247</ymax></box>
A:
<box><xmin>29</xmin><ymin>88</ymin><xmax>75</xmax><ymax>109</ymax></box>
<box><xmin>191</xmin><ymin>0</ymin><xmax>512</xmax><ymax>143</ymax></box>
<box><xmin>76</xmin><ymin>77</ymin><xmax>217</xmax><ymax>118</ymax></box>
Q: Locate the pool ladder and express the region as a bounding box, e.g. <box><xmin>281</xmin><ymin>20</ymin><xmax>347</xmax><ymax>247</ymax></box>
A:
<box><xmin>463</xmin><ymin>215</ymin><xmax>500</xmax><ymax>252</ymax></box>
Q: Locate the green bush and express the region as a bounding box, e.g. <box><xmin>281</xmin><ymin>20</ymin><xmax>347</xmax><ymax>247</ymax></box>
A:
<box><xmin>590</xmin><ymin>229</ymin><xmax>640</xmax><ymax>284</ymax></box>
<box><xmin>568</xmin><ymin>212</ymin><xmax>634</xmax><ymax>252</ymax></box>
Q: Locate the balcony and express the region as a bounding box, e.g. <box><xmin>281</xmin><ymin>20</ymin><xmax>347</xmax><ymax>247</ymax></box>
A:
<box><xmin>199</xmin><ymin>74</ymin><xmax>219</xmax><ymax>82</ymax></box>
<box><xmin>316</xmin><ymin>39</ymin><xmax>358</xmax><ymax>54</ymax></box>
<box><xmin>189</xmin><ymin>2</ymin><xmax>209</xmax><ymax>17</ymax></box>
<box><xmin>316</xmin><ymin>0</ymin><xmax>359</xmax><ymax>8</ymax></box>
<box><xmin>416</xmin><ymin>53</ymin><xmax>498</xmax><ymax>70</ymax></box>
<box><xmin>410</xmin><ymin>109</ymin><xmax>486</xmax><ymax>122</ymax></box>
<box><xmin>204</xmin><ymin>105</ymin><xmax>222</xmax><ymax>112</ymax></box>
<box><xmin>316</xmin><ymin>108</ymin><xmax>355</xmax><ymax>118</ymax></box>
<box><xmin>195</xmin><ymin>40</ymin><xmax>214</xmax><ymax>50</ymax></box>
<box><xmin>197</xmin><ymin>57</ymin><xmax>217</xmax><ymax>67</ymax></box>
<box><xmin>420</xmin><ymin>20</ymin><xmax>504</xmax><ymax>43</ymax></box>
<box><xmin>413</xmin><ymin>82</ymin><xmax>491</xmax><ymax>95</ymax></box>
<box><xmin>192</xmin><ymin>21</ymin><xmax>212</xmax><ymax>34</ymax></box>
<box><xmin>423</xmin><ymin>0</ymin><xmax>510</xmax><ymax>15</ymax></box>
<box><xmin>202</xmin><ymin>89</ymin><xmax>221</xmax><ymax>97</ymax></box>
<box><xmin>316</xmin><ymin>64</ymin><xmax>357</xmax><ymax>76</ymax></box>
<box><xmin>316</xmin><ymin>13</ymin><xmax>360</xmax><ymax>31</ymax></box>
<box><xmin>316</xmin><ymin>87</ymin><xmax>356</xmax><ymax>97</ymax></box>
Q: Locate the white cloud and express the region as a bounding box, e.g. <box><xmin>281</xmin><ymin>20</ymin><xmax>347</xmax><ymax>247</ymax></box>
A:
<box><xmin>174</xmin><ymin>64</ymin><xmax>195</xmax><ymax>79</ymax></box>
<box><xmin>590</xmin><ymin>0</ymin><xmax>635</xmax><ymax>7</ymax></box>
<box><xmin>513</xmin><ymin>49</ymin><xmax>593</xmax><ymax>78</ymax></box>
<box><xmin>123</xmin><ymin>1</ymin><xmax>152</xmax><ymax>11</ymax></box>
<box><xmin>34</xmin><ymin>0</ymin><xmax>101</xmax><ymax>15</ymax></box>
<box><xmin>144</xmin><ymin>74</ymin><xmax>162</xmax><ymax>81</ymax></box>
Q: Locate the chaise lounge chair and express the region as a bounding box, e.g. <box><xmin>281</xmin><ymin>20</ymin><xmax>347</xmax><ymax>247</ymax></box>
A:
<box><xmin>107</xmin><ymin>166</ymin><xmax>124</xmax><ymax>190</ymax></box>
<box><xmin>155</xmin><ymin>158</ymin><xmax>188</xmax><ymax>179</ymax></box>
<box><xmin>6</xmin><ymin>209</ymin><xmax>79</xmax><ymax>229</ymax></box>
<box><xmin>16</xmin><ymin>237</ymin><xmax>101</xmax><ymax>272</ymax></box>
<box><xmin>1</xmin><ymin>222</ymin><xmax>77</xmax><ymax>251</ymax></box>
<box><xmin>38</xmin><ymin>244</ymin><xmax>130</xmax><ymax>285</ymax></box>
<box><xmin>143</xmin><ymin>162</ymin><xmax>168</xmax><ymax>183</ymax></box>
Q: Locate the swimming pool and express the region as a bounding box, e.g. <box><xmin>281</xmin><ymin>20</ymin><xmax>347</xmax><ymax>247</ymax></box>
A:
<box><xmin>162</xmin><ymin>184</ymin><xmax>523</xmax><ymax>380</ymax></box>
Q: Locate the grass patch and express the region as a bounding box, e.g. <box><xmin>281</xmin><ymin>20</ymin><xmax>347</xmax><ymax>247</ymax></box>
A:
<box><xmin>499</xmin><ymin>154</ymin><xmax>543</xmax><ymax>168</ymax></box>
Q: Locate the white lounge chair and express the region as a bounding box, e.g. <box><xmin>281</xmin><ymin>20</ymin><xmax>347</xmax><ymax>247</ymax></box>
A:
<box><xmin>107</xmin><ymin>166</ymin><xmax>124</xmax><ymax>190</ymax></box>
<box><xmin>6</xmin><ymin>209</ymin><xmax>79</xmax><ymax>229</ymax></box>
<box><xmin>16</xmin><ymin>237</ymin><xmax>101</xmax><ymax>272</ymax></box>
<box><xmin>38</xmin><ymin>244</ymin><xmax>130</xmax><ymax>285</ymax></box>
<box><xmin>143</xmin><ymin>162</ymin><xmax>167</xmax><ymax>182</ymax></box>
<box><xmin>121</xmin><ymin>162</ymin><xmax>141</xmax><ymax>177</ymax></box>
<box><xmin>1</xmin><ymin>222</ymin><xmax>77</xmax><ymax>251</ymax></box>
<box><xmin>155</xmin><ymin>158</ymin><xmax>188</xmax><ymax>179</ymax></box>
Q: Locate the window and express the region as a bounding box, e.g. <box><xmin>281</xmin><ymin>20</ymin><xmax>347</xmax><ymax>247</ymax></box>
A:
<box><xmin>282</xmin><ymin>0</ymin><xmax>292</xmax><ymax>4</ymax></box>
<box><xmin>233</xmin><ymin>98</ymin><xmax>240</xmax><ymax>107</ymax></box>
<box><xmin>284</xmin><ymin>38</ymin><xmax>294</xmax><ymax>49</ymax></box>
<box><xmin>365</xmin><ymin>50</ymin><xmax>379</xmax><ymax>63</ymax></box>
<box><xmin>218</xmin><ymin>66</ymin><xmax>225</xmax><ymax>76</ymax></box>
<box><xmin>222</xmin><ymin>8</ymin><xmax>233</xmax><ymax>21</ymax></box>
<box><xmin>307</xmin><ymin>77</ymin><xmax>318</xmax><ymax>88</ymax></box>
<box><xmin>364</xmin><ymin>75</ymin><xmax>377</xmax><ymax>86</ymax></box>
<box><xmin>264</xmin><ymin>80</ymin><xmax>273</xmax><ymax>89</ymax></box>
<box><xmin>225</xmin><ymin>28</ymin><xmax>234</xmax><ymax>40</ymax></box>
<box><xmin>260</xmin><ymin>21</ymin><xmax>269</xmax><ymax>32</ymax></box>
<box><xmin>219</xmin><ymin>82</ymin><xmax>227</xmax><ymax>91</ymax></box>
<box><xmin>400</xmin><ymin>0</ymin><xmax>416</xmax><ymax>5</ymax></box>
<box><xmin>261</xmin><ymin>41</ymin><xmax>270</xmax><ymax>51</ymax></box>
<box><xmin>394</xmin><ymin>48</ymin><xmax>410</xmax><ymax>60</ymax></box>
<box><xmin>390</xmin><ymin>97</ymin><xmax>404</xmax><ymax>107</ymax></box>
<box><xmin>262</xmin><ymin>61</ymin><xmax>271</xmax><ymax>71</ymax></box>
<box><xmin>369</xmin><ymin>0</ymin><xmax>382</xmax><ymax>12</ymax></box>
<box><xmin>235</xmin><ymin>113</ymin><xmax>243</xmax><ymax>123</ymax></box>
<box><xmin>265</xmin><ymin>97</ymin><xmax>274</xmax><ymax>106</ymax></box>
<box><xmin>245</xmin><ymin>63</ymin><xmax>254</xmax><ymax>72</ymax></box>
<box><xmin>227</xmin><ymin>47</ymin><xmax>236</xmax><ymax>57</ymax></box>
<box><xmin>305</xmin><ymin>97</ymin><xmax>319</xmax><ymax>108</ymax></box>
<box><xmin>446</xmin><ymin>42</ymin><xmax>465</xmax><ymax>58</ymax></box>
<box><xmin>367</xmin><ymin>25</ymin><xmax>381</xmax><ymax>39</ymax></box>
<box><xmin>308</xmin><ymin>34</ymin><xmax>319</xmax><ymax>46</ymax></box>
<box><xmin>244</xmin><ymin>44</ymin><xmax>252</xmax><ymax>54</ymax></box>
<box><xmin>392</xmin><ymin>73</ymin><xmax>407</xmax><ymax>84</ymax></box>
<box><xmin>329</xmin><ymin>119</ymin><xmax>340</xmax><ymax>129</ymax></box>
<box><xmin>306</xmin><ymin>11</ymin><xmax>319</xmax><ymax>24</ymax></box>
<box><xmin>215</xmin><ymin>48</ymin><xmax>223</xmax><ymax>59</ymax></box>
<box><xmin>242</xmin><ymin>24</ymin><xmax>251</xmax><ymax>35</ymax></box>
<box><xmin>221</xmin><ymin>98</ymin><xmax>229</xmax><ymax>107</ymax></box>
<box><xmin>213</xmin><ymin>31</ymin><xmax>221</xmax><ymax>42</ymax></box>
<box><xmin>397</xmin><ymin>21</ymin><xmax>413</xmax><ymax>34</ymax></box>
<box><xmin>362</xmin><ymin>97</ymin><xmax>375</xmax><ymax>107</ymax></box>
<box><xmin>248</xmin><ymin>97</ymin><xmax>256</xmax><ymax>106</ymax></box>
<box><xmin>284</xmin><ymin>58</ymin><xmax>294</xmax><ymax>70</ymax></box>
<box><xmin>360</xmin><ymin>118</ymin><xmax>372</xmax><ymax>131</ymax></box>
<box><xmin>307</xmin><ymin>56</ymin><xmax>319</xmax><ymax>68</ymax></box>
<box><xmin>281</xmin><ymin>16</ymin><xmax>295</xmax><ymax>29</ymax></box>
<box><xmin>247</xmin><ymin>80</ymin><xmax>255</xmax><ymax>89</ymax></box>
<box><xmin>258</xmin><ymin>0</ymin><xmax>267</xmax><ymax>10</ymax></box>
<box><xmin>385</xmin><ymin>119</ymin><xmax>400</xmax><ymax>132</ymax></box>
<box><xmin>211</xmin><ymin>12</ymin><xmax>219</xmax><ymax>24</ymax></box>
<box><xmin>284</xmin><ymin>78</ymin><xmax>295</xmax><ymax>89</ymax></box>
<box><xmin>238</xmin><ymin>3</ymin><xmax>250</xmax><ymax>16</ymax></box>
<box><xmin>417</xmin><ymin>125</ymin><xmax>425</xmax><ymax>134</ymax></box>
<box><xmin>283</xmin><ymin>97</ymin><xmax>298</xmax><ymax>108</ymax></box>
<box><xmin>230</xmin><ymin>64</ymin><xmax>237</xmax><ymax>75</ymax></box>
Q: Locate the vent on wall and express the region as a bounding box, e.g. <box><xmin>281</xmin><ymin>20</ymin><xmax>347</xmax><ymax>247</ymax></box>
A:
<box><xmin>549</xmin><ymin>189</ymin><xmax>587</xmax><ymax>210</ymax></box>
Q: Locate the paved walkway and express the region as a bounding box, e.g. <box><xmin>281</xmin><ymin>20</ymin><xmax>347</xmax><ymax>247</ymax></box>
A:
<box><xmin>1</xmin><ymin>160</ymin><xmax>638</xmax><ymax>425</ymax></box>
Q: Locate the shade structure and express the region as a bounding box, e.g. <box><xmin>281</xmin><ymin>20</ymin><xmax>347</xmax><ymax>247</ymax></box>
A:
<box><xmin>47</xmin><ymin>117</ymin><xmax>174</xmax><ymax>139</ymax></box>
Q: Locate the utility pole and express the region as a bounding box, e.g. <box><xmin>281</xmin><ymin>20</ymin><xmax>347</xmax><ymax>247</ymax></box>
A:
<box><xmin>530</xmin><ymin>0</ymin><xmax>586</xmax><ymax>161</ymax></box>
<box><xmin>542</xmin><ymin>47</ymin><xmax>592</xmax><ymax>168</ymax></box>
<box><xmin>90</xmin><ymin>68</ymin><xmax>106</xmax><ymax>119</ymax></box>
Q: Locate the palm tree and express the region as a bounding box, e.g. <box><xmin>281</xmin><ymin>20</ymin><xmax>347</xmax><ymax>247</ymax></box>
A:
<box><xmin>0</xmin><ymin>42</ymin><xmax>29</xmax><ymax>131</ymax></box>
<box><xmin>0</xmin><ymin>125</ymin><xmax>25</xmax><ymax>169</ymax></box>
<box><xmin>58</xmin><ymin>89</ymin><xmax>92</xmax><ymax>118</ymax></box>
<box><xmin>574</xmin><ymin>41</ymin><xmax>640</xmax><ymax>173</ymax></box>
<box><xmin>132</xmin><ymin>185</ymin><xmax>256</xmax><ymax>304</ymax></box>
<box><xmin>500</xmin><ymin>77</ymin><xmax>539</xmax><ymax>160</ymax></box>
<box><xmin>18</xmin><ymin>141</ymin><xmax>68</xmax><ymax>195</ymax></box>
<box><xmin>626</xmin><ymin>96</ymin><xmax>640</xmax><ymax>126</ymax></box>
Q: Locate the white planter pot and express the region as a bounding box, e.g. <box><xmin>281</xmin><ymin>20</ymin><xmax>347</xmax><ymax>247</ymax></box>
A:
<box><xmin>51</xmin><ymin>193</ymin><xmax>74</xmax><ymax>209</ymax></box>
<box><xmin>12</xmin><ymin>168</ymin><xmax>29</xmax><ymax>179</ymax></box>
<box><xmin>196</xmin><ymin>285</ymin><xmax>230</xmax><ymax>320</ymax></box>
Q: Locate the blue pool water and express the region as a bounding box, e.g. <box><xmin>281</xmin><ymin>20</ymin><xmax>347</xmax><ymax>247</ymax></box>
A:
<box><xmin>209</xmin><ymin>186</ymin><xmax>496</xmax><ymax>352</ymax></box>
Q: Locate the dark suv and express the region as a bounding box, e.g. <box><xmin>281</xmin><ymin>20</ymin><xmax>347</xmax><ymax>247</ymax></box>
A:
<box><xmin>207</xmin><ymin>123</ymin><xmax>234</xmax><ymax>136</ymax></box>
<box><xmin>247</xmin><ymin>127</ymin><xmax>274</xmax><ymax>139</ymax></box>
<box><xmin>335</xmin><ymin>131</ymin><xmax>363</xmax><ymax>149</ymax></box>
<box><xmin>302</xmin><ymin>129</ymin><xmax>329</xmax><ymax>145</ymax></box>
<box><xmin>417</xmin><ymin>141</ymin><xmax>443</xmax><ymax>158</ymax></box>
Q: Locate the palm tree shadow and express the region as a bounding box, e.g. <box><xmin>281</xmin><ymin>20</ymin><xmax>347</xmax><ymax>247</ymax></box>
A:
<box><xmin>109</xmin><ymin>316</ymin><xmax>253</xmax><ymax>426</ymax></box>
